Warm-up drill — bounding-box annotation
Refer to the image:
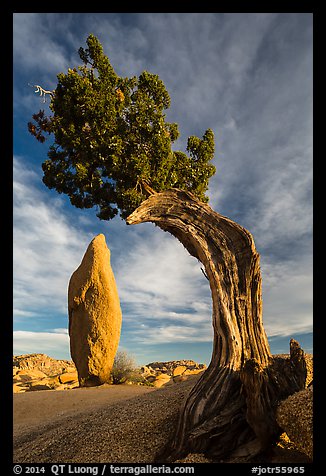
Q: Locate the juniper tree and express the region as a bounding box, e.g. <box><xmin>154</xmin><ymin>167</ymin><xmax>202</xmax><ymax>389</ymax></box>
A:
<box><xmin>28</xmin><ymin>34</ymin><xmax>215</xmax><ymax>220</ymax></box>
<box><xmin>28</xmin><ymin>34</ymin><xmax>308</xmax><ymax>462</ymax></box>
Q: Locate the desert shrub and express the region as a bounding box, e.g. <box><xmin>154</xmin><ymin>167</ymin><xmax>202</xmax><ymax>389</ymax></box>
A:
<box><xmin>110</xmin><ymin>351</ymin><xmax>155</xmax><ymax>386</ymax></box>
<box><xmin>111</xmin><ymin>350</ymin><xmax>137</xmax><ymax>384</ymax></box>
<box><xmin>127</xmin><ymin>371</ymin><xmax>155</xmax><ymax>387</ymax></box>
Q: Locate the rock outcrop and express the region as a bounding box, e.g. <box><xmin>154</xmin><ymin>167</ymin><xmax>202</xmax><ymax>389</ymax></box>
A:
<box><xmin>13</xmin><ymin>353</ymin><xmax>75</xmax><ymax>375</ymax></box>
<box><xmin>276</xmin><ymin>386</ymin><xmax>313</xmax><ymax>460</ymax></box>
<box><xmin>13</xmin><ymin>355</ymin><xmax>206</xmax><ymax>392</ymax></box>
<box><xmin>68</xmin><ymin>234</ymin><xmax>122</xmax><ymax>387</ymax></box>
<box><xmin>13</xmin><ymin>354</ymin><xmax>78</xmax><ymax>392</ymax></box>
<box><xmin>141</xmin><ymin>360</ymin><xmax>207</xmax><ymax>387</ymax></box>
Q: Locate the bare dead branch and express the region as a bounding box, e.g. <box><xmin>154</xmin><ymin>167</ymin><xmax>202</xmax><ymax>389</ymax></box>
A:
<box><xmin>29</xmin><ymin>83</ymin><xmax>55</xmax><ymax>103</ymax></box>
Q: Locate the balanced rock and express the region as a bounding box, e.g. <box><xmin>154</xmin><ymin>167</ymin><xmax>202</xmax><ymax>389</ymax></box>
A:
<box><xmin>68</xmin><ymin>234</ymin><xmax>122</xmax><ymax>387</ymax></box>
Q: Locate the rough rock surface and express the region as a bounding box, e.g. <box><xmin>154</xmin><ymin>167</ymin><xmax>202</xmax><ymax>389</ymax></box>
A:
<box><xmin>68</xmin><ymin>234</ymin><xmax>122</xmax><ymax>387</ymax></box>
<box><xmin>141</xmin><ymin>360</ymin><xmax>207</xmax><ymax>387</ymax></box>
<box><xmin>13</xmin><ymin>354</ymin><xmax>78</xmax><ymax>393</ymax></box>
<box><xmin>276</xmin><ymin>386</ymin><xmax>313</xmax><ymax>460</ymax></box>
<box><xmin>13</xmin><ymin>354</ymin><xmax>75</xmax><ymax>376</ymax></box>
<box><xmin>13</xmin><ymin>355</ymin><xmax>206</xmax><ymax>392</ymax></box>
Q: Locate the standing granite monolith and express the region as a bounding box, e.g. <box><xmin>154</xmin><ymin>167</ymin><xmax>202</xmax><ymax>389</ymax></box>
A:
<box><xmin>68</xmin><ymin>234</ymin><xmax>122</xmax><ymax>387</ymax></box>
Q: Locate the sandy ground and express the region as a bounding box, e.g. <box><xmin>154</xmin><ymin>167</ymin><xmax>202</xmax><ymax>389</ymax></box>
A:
<box><xmin>13</xmin><ymin>376</ymin><xmax>199</xmax><ymax>463</ymax></box>
<box><xmin>13</xmin><ymin>376</ymin><xmax>311</xmax><ymax>464</ymax></box>
<box><xmin>14</xmin><ymin>384</ymin><xmax>155</xmax><ymax>432</ymax></box>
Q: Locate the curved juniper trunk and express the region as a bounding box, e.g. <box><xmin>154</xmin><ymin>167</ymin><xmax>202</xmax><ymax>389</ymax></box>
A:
<box><xmin>126</xmin><ymin>189</ymin><xmax>307</xmax><ymax>461</ymax></box>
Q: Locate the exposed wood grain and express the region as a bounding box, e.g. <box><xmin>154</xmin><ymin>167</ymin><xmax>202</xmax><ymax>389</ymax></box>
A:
<box><xmin>127</xmin><ymin>189</ymin><xmax>308</xmax><ymax>461</ymax></box>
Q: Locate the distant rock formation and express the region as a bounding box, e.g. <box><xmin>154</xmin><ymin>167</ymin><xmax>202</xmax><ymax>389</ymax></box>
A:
<box><xmin>276</xmin><ymin>386</ymin><xmax>313</xmax><ymax>460</ymax></box>
<box><xmin>13</xmin><ymin>355</ymin><xmax>207</xmax><ymax>392</ymax></box>
<box><xmin>13</xmin><ymin>353</ymin><xmax>74</xmax><ymax>375</ymax></box>
<box><xmin>141</xmin><ymin>360</ymin><xmax>207</xmax><ymax>387</ymax></box>
<box><xmin>13</xmin><ymin>354</ymin><xmax>78</xmax><ymax>392</ymax></box>
<box><xmin>68</xmin><ymin>234</ymin><xmax>122</xmax><ymax>387</ymax></box>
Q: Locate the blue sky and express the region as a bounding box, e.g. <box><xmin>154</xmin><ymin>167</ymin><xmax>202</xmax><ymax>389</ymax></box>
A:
<box><xmin>13</xmin><ymin>13</ymin><xmax>313</xmax><ymax>366</ymax></box>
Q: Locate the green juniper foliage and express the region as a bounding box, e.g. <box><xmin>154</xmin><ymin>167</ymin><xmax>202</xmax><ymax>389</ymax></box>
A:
<box><xmin>28</xmin><ymin>34</ymin><xmax>216</xmax><ymax>220</ymax></box>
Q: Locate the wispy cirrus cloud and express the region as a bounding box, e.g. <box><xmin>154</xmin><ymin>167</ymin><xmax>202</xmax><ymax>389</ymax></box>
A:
<box><xmin>13</xmin><ymin>13</ymin><xmax>313</xmax><ymax>361</ymax></box>
<box><xmin>126</xmin><ymin>323</ymin><xmax>213</xmax><ymax>346</ymax></box>
<box><xmin>13</xmin><ymin>156</ymin><xmax>94</xmax><ymax>319</ymax></box>
<box><xmin>261</xmin><ymin>256</ymin><xmax>313</xmax><ymax>338</ymax></box>
<box><xmin>115</xmin><ymin>231</ymin><xmax>210</xmax><ymax>316</ymax></box>
<box><xmin>13</xmin><ymin>13</ymin><xmax>77</xmax><ymax>78</ymax></box>
<box><xmin>13</xmin><ymin>155</ymin><xmax>213</xmax><ymax>350</ymax></box>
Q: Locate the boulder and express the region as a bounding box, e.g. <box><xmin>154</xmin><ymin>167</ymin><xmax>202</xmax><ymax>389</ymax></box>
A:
<box><xmin>152</xmin><ymin>374</ymin><xmax>171</xmax><ymax>388</ymax></box>
<box><xmin>276</xmin><ymin>386</ymin><xmax>313</xmax><ymax>460</ymax></box>
<box><xmin>173</xmin><ymin>365</ymin><xmax>187</xmax><ymax>377</ymax></box>
<box><xmin>29</xmin><ymin>381</ymin><xmax>52</xmax><ymax>391</ymax></box>
<box><xmin>145</xmin><ymin>375</ymin><xmax>157</xmax><ymax>383</ymax></box>
<box><xmin>59</xmin><ymin>371</ymin><xmax>79</xmax><ymax>384</ymax></box>
<box><xmin>15</xmin><ymin>369</ymin><xmax>48</xmax><ymax>382</ymax></box>
<box><xmin>13</xmin><ymin>383</ymin><xmax>29</xmax><ymax>393</ymax></box>
<box><xmin>140</xmin><ymin>360</ymin><xmax>207</xmax><ymax>388</ymax></box>
<box><xmin>12</xmin><ymin>355</ymin><xmax>206</xmax><ymax>392</ymax></box>
<box><xmin>53</xmin><ymin>384</ymin><xmax>68</xmax><ymax>391</ymax></box>
<box><xmin>146</xmin><ymin>360</ymin><xmax>207</xmax><ymax>378</ymax></box>
<box><xmin>13</xmin><ymin>354</ymin><xmax>75</xmax><ymax>377</ymax></box>
<box><xmin>140</xmin><ymin>366</ymin><xmax>156</xmax><ymax>377</ymax></box>
<box><xmin>183</xmin><ymin>368</ymin><xmax>205</xmax><ymax>376</ymax></box>
<box><xmin>65</xmin><ymin>366</ymin><xmax>77</xmax><ymax>373</ymax></box>
<box><xmin>68</xmin><ymin>234</ymin><xmax>122</xmax><ymax>387</ymax></box>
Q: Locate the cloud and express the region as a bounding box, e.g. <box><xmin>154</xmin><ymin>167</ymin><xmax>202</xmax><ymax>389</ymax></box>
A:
<box><xmin>13</xmin><ymin>13</ymin><xmax>87</xmax><ymax>117</ymax></box>
<box><xmin>126</xmin><ymin>323</ymin><xmax>213</xmax><ymax>345</ymax></box>
<box><xmin>261</xmin><ymin>256</ymin><xmax>313</xmax><ymax>337</ymax></box>
<box><xmin>13</xmin><ymin>330</ymin><xmax>70</xmax><ymax>359</ymax></box>
<box><xmin>249</xmin><ymin>156</ymin><xmax>313</xmax><ymax>258</ymax></box>
<box><xmin>116</xmin><ymin>231</ymin><xmax>210</xmax><ymax>309</ymax></box>
<box><xmin>13</xmin><ymin>156</ymin><xmax>94</xmax><ymax>318</ymax></box>
<box><xmin>13</xmin><ymin>154</ymin><xmax>213</xmax><ymax>346</ymax></box>
<box><xmin>52</xmin><ymin>328</ymin><xmax>69</xmax><ymax>334</ymax></box>
<box><xmin>13</xmin><ymin>13</ymin><xmax>313</xmax><ymax>359</ymax></box>
<box><xmin>204</xmin><ymin>14</ymin><xmax>313</xmax><ymax>266</ymax></box>
<box><xmin>113</xmin><ymin>224</ymin><xmax>214</xmax><ymax>345</ymax></box>
<box><xmin>13</xmin><ymin>13</ymin><xmax>76</xmax><ymax>77</ymax></box>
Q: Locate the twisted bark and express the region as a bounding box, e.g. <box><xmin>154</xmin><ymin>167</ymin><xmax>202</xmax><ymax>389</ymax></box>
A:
<box><xmin>126</xmin><ymin>189</ymin><xmax>307</xmax><ymax>461</ymax></box>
